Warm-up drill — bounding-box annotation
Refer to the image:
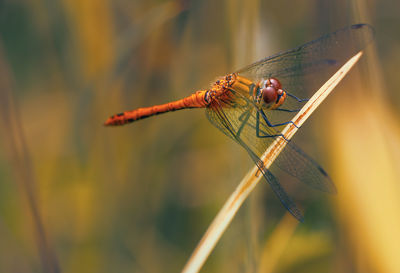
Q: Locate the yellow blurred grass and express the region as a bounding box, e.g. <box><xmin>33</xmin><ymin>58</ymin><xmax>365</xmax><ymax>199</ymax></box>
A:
<box><xmin>62</xmin><ymin>0</ymin><xmax>115</xmax><ymax>81</ymax></box>
<box><xmin>329</xmin><ymin>95</ymin><xmax>400</xmax><ymax>273</ymax></box>
<box><xmin>257</xmin><ymin>213</ymin><xmax>299</xmax><ymax>273</ymax></box>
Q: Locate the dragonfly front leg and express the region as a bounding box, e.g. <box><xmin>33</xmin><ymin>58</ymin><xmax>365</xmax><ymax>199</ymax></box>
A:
<box><xmin>286</xmin><ymin>92</ymin><xmax>309</xmax><ymax>102</ymax></box>
<box><xmin>272</xmin><ymin>92</ymin><xmax>308</xmax><ymax>112</ymax></box>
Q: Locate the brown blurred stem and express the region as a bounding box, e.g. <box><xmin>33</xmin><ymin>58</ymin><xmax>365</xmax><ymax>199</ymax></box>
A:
<box><xmin>0</xmin><ymin>43</ymin><xmax>60</xmax><ymax>273</ymax></box>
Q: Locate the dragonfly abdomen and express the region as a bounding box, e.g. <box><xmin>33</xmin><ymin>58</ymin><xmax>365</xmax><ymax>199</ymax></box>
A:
<box><xmin>104</xmin><ymin>90</ymin><xmax>208</xmax><ymax>126</ymax></box>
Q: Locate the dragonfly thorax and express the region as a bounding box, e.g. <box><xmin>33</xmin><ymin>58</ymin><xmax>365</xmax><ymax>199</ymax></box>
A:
<box><xmin>204</xmin><ymin>73</ymin><xmax>237</xmax><ymax>104</ymax></box>
<box><xmin>205</xmin><ymin>74</ymin><xmax>286</xmax><ymax>110</ymax></box>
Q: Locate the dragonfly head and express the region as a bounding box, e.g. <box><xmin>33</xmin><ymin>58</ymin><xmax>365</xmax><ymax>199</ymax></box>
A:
<box><xmin>261</xmin><ymin>77</ymin><xmax>286</xmax><ymax>109</ymax></box>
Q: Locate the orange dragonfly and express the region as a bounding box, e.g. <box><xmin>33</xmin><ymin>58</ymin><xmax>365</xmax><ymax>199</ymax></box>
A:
<box><xmin>105</xmin><ymin>24</ymin><xmax>373</xmax><ymax>221</ymax></box>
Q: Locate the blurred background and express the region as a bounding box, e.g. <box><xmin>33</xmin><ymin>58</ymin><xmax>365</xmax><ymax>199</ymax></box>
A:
<box><xmin>0</xmin><ymin>0</ymin><xmax>399</xmax><ymax>272</ymax></box>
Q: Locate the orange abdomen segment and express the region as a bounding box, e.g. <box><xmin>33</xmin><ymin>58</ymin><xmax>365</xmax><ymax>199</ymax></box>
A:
<box><xmin>104</xmin><ymin>90</ymin><xmax>208</xmax><ymax>126</ymax></box>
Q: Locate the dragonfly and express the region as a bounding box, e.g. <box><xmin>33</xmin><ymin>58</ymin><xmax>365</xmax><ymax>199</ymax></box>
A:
<box><xmin>105</xmin><ymin>24</ymin><xmax>374</xmax><ymax>221</ymax></box>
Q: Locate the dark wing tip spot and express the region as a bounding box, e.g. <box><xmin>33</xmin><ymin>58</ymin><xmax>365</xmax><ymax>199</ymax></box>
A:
<box><xmin>287</xmin><ymin>203</ymin><xmax>305</xmax><ymax>222</ymax></box>
<box><xmin>351</xmin><ymin>23</ymin><xmax>365</xmax><ymax>29</ymax></box>
<box><xmin>317</xmin><ymin>165</ymin><xmax>328</xmax><ymax>176</ymax></box>
<box><xmin>116</xmin><ymin>113</ymin><xmax>124</xmax><ymax>117</ymax></box>
<box><xmin>350</xmin><ymin>23</ymin><xmax>375</xmax><ymax>40</ymax></box>
<box><xmin>326</xmin><ymin>59</ymin><xmax>337</xmax><ymax>66</ymax></box>
<box><xmin>316</xmin><ymin>166</ymin><xmax>338</xmax><ymax>194</ymax></box>
<box><xmin>291</xmin><ymin>208</ymin><xmax>305</xmax><ymax>222</ymax></box>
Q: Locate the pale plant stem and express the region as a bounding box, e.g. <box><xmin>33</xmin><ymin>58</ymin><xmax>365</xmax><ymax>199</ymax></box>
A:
<box><xmin>181</xmin><ymin>52</ymin><xmax>364</xmax><ymax>273</ymax></box>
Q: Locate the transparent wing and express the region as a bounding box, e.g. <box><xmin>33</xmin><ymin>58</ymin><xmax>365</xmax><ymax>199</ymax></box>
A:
<box><xmin>237</xmin><ymin>24</ymin><xmax>373</xmax><ymax>96</ymax></box>
<box><xmin>206</xmin><ymin>98</ymin><xmax>304</xmax><ymax>221</ymax></box>
<box><xmin>206</xmin><ymin>88</ymin><xmax>335</xmax><ymax>221</ymax></box>
<box><xmin>237</xmin><ymin>24</ymin><xmax>374</xmax><ymax>125</ymax></box>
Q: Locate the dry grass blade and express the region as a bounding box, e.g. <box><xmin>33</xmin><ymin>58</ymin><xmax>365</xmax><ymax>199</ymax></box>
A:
<box><xmin>181</xmin><ymin>51</ymin><xmax>364</xmax><ymax>273</ymax></box>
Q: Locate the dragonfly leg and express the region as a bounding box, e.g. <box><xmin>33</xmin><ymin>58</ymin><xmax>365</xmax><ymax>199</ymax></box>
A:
<box><xmin>259</xmin><ymin>108</ymin><xmax>299</xmax><ymax>129</ymax></box>
<box><xmin>236</xmin><ymin>110</ymin><xmax>251</xmax><ymax>138</ymax></box>
<box><xmin>238</xmin><ymin>110</ymin><xmax>250</xmax><ymax>122</ymax></box>
<box><xmin>274</xmin><ymin>108</ymin><xmax>301</xmax><ymax>112</ymax></box>
<box><xmin>256</xmin><ymin>111</ymin><xmax>290</xmax><ymax>142</ymax></box>
<box><xmin>286</xmin><ymin>92</ymin><xmax>309</xmax><ymax>102</ymax></box>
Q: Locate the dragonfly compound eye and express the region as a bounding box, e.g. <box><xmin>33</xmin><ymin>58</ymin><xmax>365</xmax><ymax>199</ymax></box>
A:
<box><xmin>266</xmin><ymin>77</ymin><xmax>282</xmax><ymax>90</ymax></box>
<box><xmin>262</xmin><ymin>86</ymin><xmax>278</xmax><ymax>104</ymax></box>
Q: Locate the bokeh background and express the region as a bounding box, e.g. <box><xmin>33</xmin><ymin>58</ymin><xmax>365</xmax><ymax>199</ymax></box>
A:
<box><xmin>0</xmin><ymin>0</ymin><xmax>399</xmax><ymax>272</ymax></box>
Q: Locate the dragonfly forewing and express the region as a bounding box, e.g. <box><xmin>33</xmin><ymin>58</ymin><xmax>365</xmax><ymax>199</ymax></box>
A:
<box><xmin>237</xmin><ymin>24</ymin><xmax>374</xmax><ymax>101</ymax></box>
